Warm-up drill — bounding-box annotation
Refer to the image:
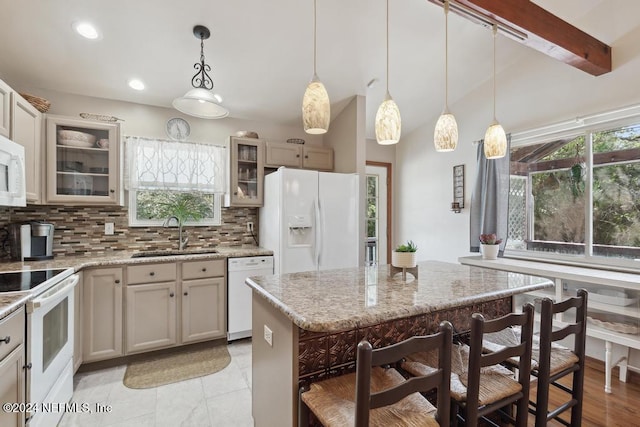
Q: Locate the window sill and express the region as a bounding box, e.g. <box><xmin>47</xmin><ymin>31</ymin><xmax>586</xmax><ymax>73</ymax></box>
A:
<box><xmin>459</xmin><ymin>255</ymin><xmax>639</xmax><ymax>288</ymax></box>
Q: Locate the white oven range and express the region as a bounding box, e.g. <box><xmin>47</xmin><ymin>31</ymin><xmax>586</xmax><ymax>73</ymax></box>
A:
<box><xmin>1</xmin><ymin>268</ymin><xmax>76</xmax><ymax>427</ymax></box>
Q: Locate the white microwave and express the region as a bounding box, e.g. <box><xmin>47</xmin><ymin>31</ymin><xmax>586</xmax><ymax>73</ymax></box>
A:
<box><xmin>0</xmin><ymin>135</ymin><xmax>26</xmax><ymax>207</ymax></box>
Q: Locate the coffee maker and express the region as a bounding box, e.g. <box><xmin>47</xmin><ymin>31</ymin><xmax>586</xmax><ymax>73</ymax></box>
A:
<box><xmin>7</xmin><ymin>221</ymin><xmax>55</xmax><ymax>261</ymax></box>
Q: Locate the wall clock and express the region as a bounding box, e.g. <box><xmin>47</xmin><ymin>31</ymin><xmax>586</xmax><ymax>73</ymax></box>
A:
<box><xmin>166</xmin><ymin>117</ymin><xmax>190</xmax><ymax>141</ymax></box>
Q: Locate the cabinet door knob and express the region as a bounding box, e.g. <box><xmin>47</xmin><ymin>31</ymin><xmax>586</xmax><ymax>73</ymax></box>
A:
<box><xmin>169</xmin><ymin>292</ymin><xmax>175</xmax><ymax>297</ymax></box>
<box><xmin>109</xmin><ymin>189</ymin><xmax>115</xmax><ymax>193</ymax></box>
<box><xmin>150</xmin><ymin>272</ymin><xmax>155</xmax><ymax>276</ymax></box>
<box><xmin>296</xmin><ymin>154</ymin><xmax>300</xmax><ymax>158</ymax></box>
<box><xmin>234</xmin><ymin>191</ymin><xmax>238</xmax><ymax>195</ymax></box>
<box><xmin>305</xmin><ymin>155</ymin><xmax>309</xmax><ymax>159</ymax></box>
<box><xmin>0</xmin><ymin>336</ymin><xmax>10</xmax><ymax>345</ymax></box>
<box><xmin>23</xmin><ymin>363</ymin><xmax>32</xmax><ymax>370</ymax></box>
<box><xmin>202</xmin><ymin>268</ymin><xmax>207</xmax><ymax>272</ymax></box>
<box><xmin>115</xmin><ymin>279</ymin><xmax>120</xmax><ymax>284</ymax></box>
<box><xmin>184</xmin><ymin>291</ymin><xmax>188</xmax><ymax>296</ymax></box>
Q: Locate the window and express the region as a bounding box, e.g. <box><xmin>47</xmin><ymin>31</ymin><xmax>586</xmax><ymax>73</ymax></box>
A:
<box><xmin>508</xmin><ymin>122</ymin><xmax>640</xmax><ymax>266</ymax></box>
<box><xmin>366</xmin><ymin>174</ymin><xmax>379</xmax><ymax>264</ymax></box>
<box><xmin>125</xmin><ymin>136</ymin><xmax>226</xmax><ymax>226</ymax></box>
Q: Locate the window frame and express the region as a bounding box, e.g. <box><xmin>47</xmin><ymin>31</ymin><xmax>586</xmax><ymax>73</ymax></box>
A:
<box><xmin>507</xmin><ymin>111</ymin><xmax>640</xmax><ymax>272</ymax></box>
<box><xmin>127</xmin><ymin>190</ymin><xmax>222</xmax><ymax>227</ymax></box>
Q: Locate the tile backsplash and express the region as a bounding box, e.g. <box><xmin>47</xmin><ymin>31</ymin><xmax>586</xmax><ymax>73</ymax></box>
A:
<box><xmin>1</xmin><ymin>205</ymin><xmax>258</xmax><ymax>258</ymax></box>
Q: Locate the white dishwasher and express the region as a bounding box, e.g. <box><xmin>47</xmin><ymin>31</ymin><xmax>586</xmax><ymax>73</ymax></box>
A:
<box><xmin>227</xmin><ymin>256</ymin><xmax>274</xmax><ymax>341</ymax></box>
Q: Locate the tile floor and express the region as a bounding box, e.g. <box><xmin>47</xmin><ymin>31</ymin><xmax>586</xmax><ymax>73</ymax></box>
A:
<box><xmin>58</xmin><ymin>339</ymin><xmax>253</xmax><ymax>427</ymax></box>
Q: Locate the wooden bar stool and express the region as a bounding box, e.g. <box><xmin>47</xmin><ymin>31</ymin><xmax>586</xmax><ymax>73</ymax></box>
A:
<box><xmin>483</xmin><ymin>290</ymin><xmax>588</xmax><ymax>426</ymax></box>
<box><xmin>402</xmin><ymin>304</ymin><xmax>535</xmax><ymax>427</ymax></box>
<box><xmin>298</xmin><ymin>321</ymin><xmax>453</xmax><ymax>427</ymax></box>
<box><xmin>534</xmin><ymin>289</ymin><xmax>588</xmax><ymax>427</ymax></box>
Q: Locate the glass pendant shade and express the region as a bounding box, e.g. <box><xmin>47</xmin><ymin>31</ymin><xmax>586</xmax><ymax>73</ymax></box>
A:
<box><xmin>302</xmin><ymin>74</ymin><xmax>330</xmax><ymax>134</ymax></box>
<box><xmin>173</xmin><ymin>88</ymin><xmax>229</xmax><ymax>119</ymax></box>
<box><xmin>484</xmin><ymin>121</ymin><xmax>507</xmax><ymax>159</ymax></box>
<box><xmin>375</xmin><ymin>92</ymin><xmax>401</xmax><ymax>145</ymax></box>
<box><xmin>434</xmin><ymin>111</ymin><xmax>458</xmax><ymax>152</ymax></box>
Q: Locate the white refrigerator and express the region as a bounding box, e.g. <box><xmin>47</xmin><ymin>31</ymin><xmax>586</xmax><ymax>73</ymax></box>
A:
<box><xmin>259</xmin><ymin>167</ymin><xmax>360</xmax><ymax>274</ymax></box>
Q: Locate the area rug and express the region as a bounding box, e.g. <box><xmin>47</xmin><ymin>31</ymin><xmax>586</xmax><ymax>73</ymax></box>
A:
<box><xmin>123</xmin><ymin>344</ymin><xmax>231</xmax><ymax>389</ymax></box>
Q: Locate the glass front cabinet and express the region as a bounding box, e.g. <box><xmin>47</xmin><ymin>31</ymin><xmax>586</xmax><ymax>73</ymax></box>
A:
<box><xmin>225</xmin><ymin>136</ymin><xmax>264</xmax><ymax>207</ymax></box>
<box><xmin>46</xmin><ymin>115</ymin><xmax>120</xmax><ymax>205</ymax></box>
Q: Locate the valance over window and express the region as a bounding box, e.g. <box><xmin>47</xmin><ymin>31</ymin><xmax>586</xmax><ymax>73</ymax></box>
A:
<box><xmin>125</xmin><ymin>136</ymin><xmax>226</xmax><ymax>193</ymax></box>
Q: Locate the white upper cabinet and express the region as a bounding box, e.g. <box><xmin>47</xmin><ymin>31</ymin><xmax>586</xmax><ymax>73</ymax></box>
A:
<box><xmin>264</xmin><ymin>141</ymin><xmax>333</xmax><ymax>171</ymax></box>
<box><xmin>46</xmin><ymin>115</ymin><xmax>120</xmax><ymax>205</ymax></box>
<box><xmin>10</xmin><ymin>93</ymin><xmax>42</xmax><ymax>203</ymax></box>
<box><xmin>0</xmin><ymin>79</ymin><xmax>10</xmax><ymax>138</ymax></box>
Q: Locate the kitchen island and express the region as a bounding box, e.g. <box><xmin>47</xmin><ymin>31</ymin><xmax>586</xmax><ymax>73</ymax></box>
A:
<box><xmin>246</xmin><ymin>260</ymin><xmax>553</xmax><ymax>427</ymax></box>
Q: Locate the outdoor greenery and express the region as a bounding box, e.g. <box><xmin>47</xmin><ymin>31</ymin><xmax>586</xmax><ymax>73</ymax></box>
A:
<box><xmin>136</xmin><ymin>190</ymin><xmax>214</xmax><ymax>224</ymax></box>
<box><xmin>528</xmin><ymin>124</ymin><xmax>640</xmax><ymax>254</ymax></box>
<box><xmin>367</xmin><ymin>175</ymin><xmax>377</xmax><ymax>238</ymax></box>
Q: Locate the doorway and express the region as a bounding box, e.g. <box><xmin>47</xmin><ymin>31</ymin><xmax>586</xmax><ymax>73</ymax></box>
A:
<box><xmin>365</xmin><ymin>162</ymin><xmax>392</xmax><ymax>265</ymax></box>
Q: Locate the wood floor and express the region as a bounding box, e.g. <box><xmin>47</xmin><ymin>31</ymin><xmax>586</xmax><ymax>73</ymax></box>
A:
<box><xmin>529</xmin><ymin>359</ymin><xmax>640</xmax><ymax>426</ymax></box>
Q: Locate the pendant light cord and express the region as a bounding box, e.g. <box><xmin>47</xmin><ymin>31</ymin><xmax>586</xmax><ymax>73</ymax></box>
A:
<box><xmin>313</xmin><ymin>0</ymin><xmax>317</xmax><ymax>75</ymax></box>
<box><xmin>492</xmin><ymin>24</ymin><xmax>497</xmax><ymax>121</ymax></box>
<box><xmin>444</xmin><ymin>0</ymin><xmax>449</xmax><ymax>110</ymax></box>
<box><xmin>386</xmin><ymin>0</ymin><xmax>389</xmax><ymax>94</ymax></box>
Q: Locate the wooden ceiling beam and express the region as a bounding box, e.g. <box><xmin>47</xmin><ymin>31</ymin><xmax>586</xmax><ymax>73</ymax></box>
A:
<box><xmin>428</xmin><ymin>0</ymin><xmax>612</xmax><ymax>76</ymax></box>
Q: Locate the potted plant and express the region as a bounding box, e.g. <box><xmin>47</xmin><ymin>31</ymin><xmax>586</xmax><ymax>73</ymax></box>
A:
<box><xmin>479</xmin><ymin>233</ymin><xmax>502</xmax><ymax>260</ymax></box>
<box><xmin>392</xmin><ymin>240</ymin><xmax>418</xmax><ymax>268</ymax></box>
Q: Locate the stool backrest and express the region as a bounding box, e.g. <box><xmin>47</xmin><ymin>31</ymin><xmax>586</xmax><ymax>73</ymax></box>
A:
<box><xmin>355</xmin><ymin>321</ymin><xmax>453</xmax><ymax>427</ymax></box>
<box><xmin>466</xmin><ymin>303</ymin><xmax>535</xmax><ymax>427</ymax></box>
<box><xmin>535</xmin><ymin>289</ymin><xmax>588</xmax><ymax>427</ymax></box>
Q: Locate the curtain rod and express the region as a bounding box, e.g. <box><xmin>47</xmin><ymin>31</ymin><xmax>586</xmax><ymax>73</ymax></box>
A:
<box><xmin>124</xmin><ymin>135</ymin><xmax>226</xmax><ymax>149</ymax></box>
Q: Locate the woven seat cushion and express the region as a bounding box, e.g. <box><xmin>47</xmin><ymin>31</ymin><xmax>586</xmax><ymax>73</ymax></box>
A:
<box><xmin>301</xmin><ymin>367</ymin><xmax>440</xmax><ymax>427</ymax></box>
<box><xmin>483</xmin><ymin>327</ymin><xmax>579</xmax><ymax>376</ymax></box>
<box><xmin>403</xmin><ymin>344</ymin><xmax>520</xmax><ymax>406</ymax></box>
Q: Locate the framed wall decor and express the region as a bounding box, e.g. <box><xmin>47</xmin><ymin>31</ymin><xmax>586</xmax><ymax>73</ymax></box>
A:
<box><xmin>453</xmin><ymin>164</ymin><xmax>464</xmax><ymax>209</ymax></box>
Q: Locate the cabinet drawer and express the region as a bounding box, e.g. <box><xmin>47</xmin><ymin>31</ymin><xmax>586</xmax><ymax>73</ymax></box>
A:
<box><xmin>0</xmin><ymin>306</ymin><xmax>24</xmax><ymax>361</ymax></box>
<box><xmin>127</xmin><ymin>263</ymin><xmax>176</xmax><ymax>284</ymax></box>
<box><xmin>182</xmin><ymin>259</ymin><xmax>225</xmax><ymax>280</ymax></box>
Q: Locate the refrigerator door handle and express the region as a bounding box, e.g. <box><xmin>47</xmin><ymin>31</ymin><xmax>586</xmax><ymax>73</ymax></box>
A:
<box><xmin>315</xmin><ymin>198</ymin><xmax>322</xmax><ymax>268</ymax></box>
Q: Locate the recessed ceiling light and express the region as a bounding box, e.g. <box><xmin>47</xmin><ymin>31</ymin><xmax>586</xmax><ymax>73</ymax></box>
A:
<box><xmin>73</xmin><ymin>21</ymin><xmax>100</xmax><ymax>40</ymax></box>
<box><xmin>128</xmin><ymin>79</ymin><xmax>145</xmax><ymax>91</ymax></box>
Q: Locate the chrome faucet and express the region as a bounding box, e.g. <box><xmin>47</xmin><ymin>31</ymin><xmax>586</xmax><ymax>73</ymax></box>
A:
<box><xmin>163</xmin><ymin>216</ymin><xmax>189</xmax><ymax>250</ymax></box>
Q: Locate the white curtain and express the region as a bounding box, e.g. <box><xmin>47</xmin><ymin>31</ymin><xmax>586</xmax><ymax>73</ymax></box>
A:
<box><xmin>125</xmin><ymin>136</ymin><xmax>226</xmax><ymax>193</ymax></box>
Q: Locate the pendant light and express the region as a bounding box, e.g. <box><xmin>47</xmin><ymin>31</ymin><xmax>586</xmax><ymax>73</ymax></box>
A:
<box><xmin>302</xmin><ymin>0</ymin><xmax>330</xmax><ymax>134</ymax></box>
<box><xmin>375</xmin><ymin>0</ymin><xmax>401</xmax><ymax>145</ymax></box>
<box><xmin>173</xmin><ymin>25</ymin><xmax>229</xmax><ymax>119</ymax></box>
<box><xmin>484</xmin><ymin>24</ymin><xmax>507</xmax><ymax>159</ymax></box>
<box><xmin>434</xmin><ymin>0</ymin><xmax>458</xmax><ymax>152</ymax></box>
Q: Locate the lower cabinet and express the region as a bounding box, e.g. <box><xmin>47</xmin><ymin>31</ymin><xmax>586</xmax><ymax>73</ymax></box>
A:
<box><xmin>0</xmin><ymin>307</ymin><xmax>26</xmax><ymax>427</ymax></box>
<box><xmin>125</xmin><ymin>259</ymin><xmax>226</xmax><ymax>354</ymax></box>
<box><xmin>83</xmin><ymin>268</ymin><xmax>123</xmax><ymax>363</ymax></box>
<box><xmin>126</xmin><ymin>282</ymin><xmax>177</xmax><ymax>353</ymax></box>
<box><xmin>80</xmin><ymin>259</ymin><xmax>226</xmax><ymax>363</ymax></box>
<box><xmin>182</xmin><ymin>277</ymin><xmax>226</xmax><ymax>343</ymax></box>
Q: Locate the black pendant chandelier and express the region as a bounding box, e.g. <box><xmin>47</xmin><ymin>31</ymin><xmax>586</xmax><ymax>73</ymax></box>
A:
<box><xmin>172</xmin><ymin>25</ymin><xmax>229</xmax><ymax>119</ymax></box>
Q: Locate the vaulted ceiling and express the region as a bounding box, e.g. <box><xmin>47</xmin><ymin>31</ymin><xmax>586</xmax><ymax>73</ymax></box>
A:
<box><xmin>0</xmin><ymin>0</ymin><xmax>638</xmax><ymax>139</ymax></box>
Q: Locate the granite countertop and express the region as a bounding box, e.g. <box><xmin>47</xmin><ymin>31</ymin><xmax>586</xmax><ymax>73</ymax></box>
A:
<box><xmin>0</xmin><ymin>246</ymin><xmax>273</xmax><ymax>273</ymax></box>
<box><xmin>0</xmin><ymin>246</ymin><xmax>273</xmax><ymax>319</ymax></box>
<box><xmin>246</xmin><ymin>260</ymin><xmax>554</xmax><ymax>333</ymax></box>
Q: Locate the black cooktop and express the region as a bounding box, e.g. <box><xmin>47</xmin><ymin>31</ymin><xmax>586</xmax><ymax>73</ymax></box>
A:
<box><xmin>0</xmin><ymin>269</ymin><xmax>69</xmax><ymax>293</ymax></box>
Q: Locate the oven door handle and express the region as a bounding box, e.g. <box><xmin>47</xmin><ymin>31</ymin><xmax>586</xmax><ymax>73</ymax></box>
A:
<box><xmin>30</xmin><ymin>275</ymin><xmax>79</xmax><ymax>311</ymax></box>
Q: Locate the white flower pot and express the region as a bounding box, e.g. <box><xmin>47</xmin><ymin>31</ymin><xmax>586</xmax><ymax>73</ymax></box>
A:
<box><xmin>481</xmin><ymin>244</ymin><xmax>500</xmax><ymax>260</ymax></box>
<box><xmin>392</xmin><ymin>251</ymin><xmax>417</xmax><ymax>268</ymax></box>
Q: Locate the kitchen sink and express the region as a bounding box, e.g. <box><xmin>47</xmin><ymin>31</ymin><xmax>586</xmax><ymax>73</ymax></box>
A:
<box><xmin>130</xmin><ymin>248</ymin><xmax>219</xmax><ymax>258</ymax></box>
